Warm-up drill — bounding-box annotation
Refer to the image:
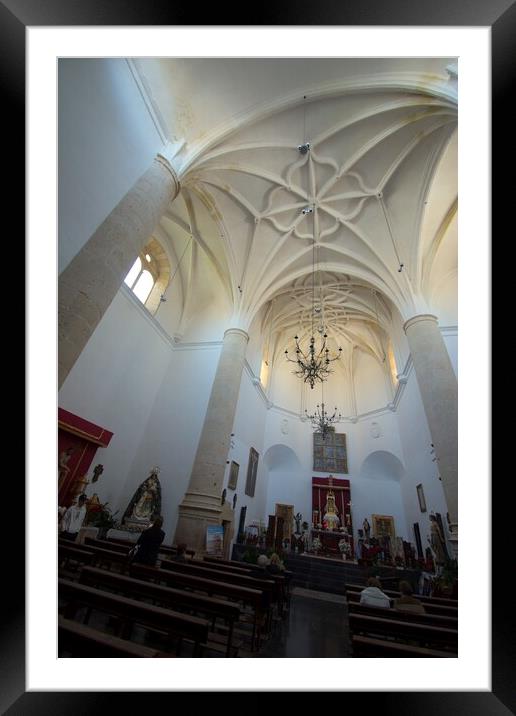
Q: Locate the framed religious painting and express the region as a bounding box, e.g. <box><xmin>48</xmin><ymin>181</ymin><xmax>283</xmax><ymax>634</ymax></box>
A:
<box><xmin>228</xmin><ymin>460</ymin><xmax>239</xmax><ymax>491</ymax></box>
<box><xmin>244</xmin><ymin>447</ymin><xmax>259</xmax><ymax>497</ymax></box>
<box><xmin>416</xmin><ymin>483</ymin><xmax>427</xmax><ymax>513</ymax></box>
<box><xmin>313</xmin><ymin>431</ymin><xmax>348</xmax><ymax>473</ymax></box>
<box><xmin>372</xmin><ymin>514</ymin><xmax>395</xmax><ymax>541</ymax></box>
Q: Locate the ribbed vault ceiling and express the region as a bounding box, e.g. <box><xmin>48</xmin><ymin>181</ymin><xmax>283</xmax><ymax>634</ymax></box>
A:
<box><xmin>136</xmin><ymin>59</ymin><xmax>458</xmax><ymax>353</ymax></box>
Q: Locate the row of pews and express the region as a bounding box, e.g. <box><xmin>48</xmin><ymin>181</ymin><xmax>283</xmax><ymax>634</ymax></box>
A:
<box><xmin>344</xmin><ymin>583</ymin><xmax>458</xmax><ymax>657</ymax></box>
<box><xmin>58</xmin><ymin>536</ymin><xmax>291</xmax><ymax>658</ymax></box>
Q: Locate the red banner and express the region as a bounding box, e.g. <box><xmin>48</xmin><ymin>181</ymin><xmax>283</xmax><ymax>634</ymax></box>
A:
<box><xmin>58</xmin><ymin>408</ymin><xmax>113</xmax><ymax>507</ymax></box>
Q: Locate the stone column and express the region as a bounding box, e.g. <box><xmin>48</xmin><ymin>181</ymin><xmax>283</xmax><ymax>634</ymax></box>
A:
<box><xmin>174</xmin><ymin>328</ymin><xmax>249</xmax><ymax>554</ymax></box>
<box><xmin>403</xmin><ymin>314</ymin><xmax>458</xmax><ymax>555</ymax></box>
<box><xmin>58</xmin><ymin>152</ymin><xmax>180</xmax><ymax>388</ymax></box>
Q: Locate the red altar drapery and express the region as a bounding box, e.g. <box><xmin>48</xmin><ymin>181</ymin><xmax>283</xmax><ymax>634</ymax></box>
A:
<box><xmin>58</xmin><ymin>408</ymin><xmax>113</xmax><ymax>506</ymax></box>
<box><xmin>312</xmin><ymin>476</ymin><xmax>353</xmax><ymax>554</ymax></box>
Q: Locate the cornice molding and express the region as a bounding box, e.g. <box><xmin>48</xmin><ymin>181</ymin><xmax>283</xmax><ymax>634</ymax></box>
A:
<box><xmin>120</xmin><ymin>286</ymin><xmax>455</xmax><ymax>419</ymax></box>
<box><xmin>126</xmin><ymin>59</ymin><xmax>170</xmax><ymax>145</ymax></box>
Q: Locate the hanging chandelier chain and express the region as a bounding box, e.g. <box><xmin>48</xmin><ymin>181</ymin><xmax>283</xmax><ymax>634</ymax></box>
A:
<box><xmin>285</xmin><ymin>109</ymin><xmax>342</xmax><ymax>390</ymax></box>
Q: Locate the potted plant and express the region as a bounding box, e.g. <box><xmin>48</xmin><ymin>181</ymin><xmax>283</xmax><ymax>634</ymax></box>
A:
<box><xmin>89</xmin><ymin>503</ymin><xmax>119</xmax><ymax>539</ymax></box>
<box><xmin>433</xmin><ymin>558</ymin><xmax>458</xmax><ymax>597</ymax></box>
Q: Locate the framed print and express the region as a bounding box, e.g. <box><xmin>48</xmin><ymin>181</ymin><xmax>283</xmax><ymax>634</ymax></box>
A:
<box><xmin>244</xmin><ymin>447</ymin><xmax>259</xmax><ymax>497</ymax></box>
<box><xmin>372</xmin><ymin>514</ymin><xmax>395</xmax><ymax>541</ymax></box>
<box><xmin>228</xmin><ymin>460</ymin><xmax>239</xmax><ymax>491</ymax></box>
<box><xmin>313</xmin><ymin>431</ymin><xmax>348</xmax><ymax>473</ymax></box>
<box><xmin>18</xmin><ymin>6</ymin><xmax>504</xmax><ymax>708</ymax></box>
<box><xmin>416</xmin><ymin>483</ymin><xmax>427</xmax><ymax>513</ymax></box>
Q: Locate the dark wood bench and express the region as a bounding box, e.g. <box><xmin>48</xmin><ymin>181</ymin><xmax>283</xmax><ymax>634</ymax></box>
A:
<box><xmin>85</xmin><ymin>537</ymin><xmax>131</xmax><ymax>554</ymax></box>
<box><xmin>198</xmin><ymin>558</ymin><xmax>288</xmax><ymax>618</ymax></box>
<box><xmin>352</xmin><ymin>634</ymin><xmax>456</xmax><ymax>658</ymax></box>
<box><xmin>159</xmin><ymin>558</ymin><xmax>278</xmax><ymax>629</ymax></box>
<box><xmin>158</xmin><ymin>544</ymin><xmax>196</xmax><ymax>559</ymax></box>
<box><xmin>345</xmin><ymin>582</ymin><xmax>458</xmax><ymax>606</ymax></box>
<box><xmin>198</xmin><ymin>558</ymin><xmax>253</xmax><ymax>574</ymax></box>
<box><xmin>60</xmin><ymin>538</ymin><xmax>132</xmax><ymax>568</ymax></box>
<box><xmin>129</xmin><ymin>563</ymin><xmax>265</xmax><ymax>651</ymax></box>
<box><xmin>58</xmin><ymin>616</ymin><xmax>163</xmax><ymax>658</ymax></box>
<box><xmin>104</xmin><ymin>537</ymin><xmax>195</xmax><ymax>559</ymax></box>
<box><xmin>79</xmin><ymin>566</ymin><xmax>242</xmax><ymax>657</ymax></box>
<box><xmin>345</xmin><ymin>589</ymin><xmax>458</xmax><ymax>618</ymax></box>
<box><xmin>348</xmin><ymin>613</ymin><xmax>458</xmax><ymax>651</ymax></box>
<box><xmin>59</xmin><ymin>544</ymin><xmax>95</xmax><ymax>572</ymax></box>
<box><xmin>348</xmin><ymin>602</ymin><xmax>457</xmax><ymax>628</ymax></box>
<box><xmin>58</xmin><ymin>578</ymin><xmax>209</xmax><ymax>656</ymax></box>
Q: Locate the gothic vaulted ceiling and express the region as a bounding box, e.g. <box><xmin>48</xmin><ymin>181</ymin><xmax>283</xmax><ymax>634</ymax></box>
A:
<box><xmin>135</xmin><ymin>58</ymin><xmax>458</xmax><ymax>360</ymax></box>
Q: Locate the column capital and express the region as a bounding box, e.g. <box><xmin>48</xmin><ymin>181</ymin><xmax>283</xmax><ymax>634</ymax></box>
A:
<box><xmin>403</xmin><ymin>314</ymin><xmax>438</xmax><ymax>334</ymax></box>
<box><xmin>223</xmin><ymin>327</ymin><xmax>249</xmax><ymax>342</ymax></box>
<box><xmin>154</xmin><ymin>153</ymin><xmax>181</xmax><ymax>199</ymax></box>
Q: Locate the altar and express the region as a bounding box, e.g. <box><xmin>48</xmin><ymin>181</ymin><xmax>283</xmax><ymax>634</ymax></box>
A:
<box><xmin>311</xmin><ymin>475</ymin><xmax>354</xmax><ymax>557</ymax></box>
<box><xmin>310</xmin><ymin>528</ymin><xmax>352</xmax><ymax>557</ymax></box>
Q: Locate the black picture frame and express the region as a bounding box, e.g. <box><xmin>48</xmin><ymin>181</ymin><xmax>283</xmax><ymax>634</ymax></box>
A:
<box><xmin>244</xmin><ymin>447</ymin><xmax>259</xmax><ymax>497</ymax></box>
<box><xmin>416</xmin><ymin>483</ymin><xmax>427</xmax><ymax>513</ymax></box>
<box><xmin>228</xmin><ymin>460</ymin><xmax>239</xmax><ymax>491</ymax></box>
<box><xmin>15</xmin><ymin>2</ymin><xmax>507</xmax><ymax>710</ymax></box>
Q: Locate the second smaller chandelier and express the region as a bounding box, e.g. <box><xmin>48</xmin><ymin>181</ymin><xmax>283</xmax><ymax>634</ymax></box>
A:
<box><xmin>305</xmin><ymin>401</ymin><xmax>342</xmax><ymax>439</ymax></box>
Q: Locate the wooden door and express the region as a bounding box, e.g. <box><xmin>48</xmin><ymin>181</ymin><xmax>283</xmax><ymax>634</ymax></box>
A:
<box><xmin>275</xmin><ymin>504</ymin><xmax>294</xmax><ymax>540</ymax></box>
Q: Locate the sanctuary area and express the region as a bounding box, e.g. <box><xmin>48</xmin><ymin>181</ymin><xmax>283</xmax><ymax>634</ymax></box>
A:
<box><xmin>57</xmin><ymin>56</ymin><xmax>458</xmax><ymax>658</ymax></box>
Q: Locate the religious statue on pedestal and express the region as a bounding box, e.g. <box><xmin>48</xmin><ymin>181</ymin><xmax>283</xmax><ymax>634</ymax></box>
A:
<box><xmin>122</xmin><ymin>467</ymin><xmax>162</xmax><ymax>531</ymax></box>
<box><xmin>294</xmin><ymin>512</ymin><xmax>302</xmax><ymax>535</ymax></box>
<box><xmin>322</xmin><ymin>489</ymin><xmax>340</xmax><ymax>530</ymax></box>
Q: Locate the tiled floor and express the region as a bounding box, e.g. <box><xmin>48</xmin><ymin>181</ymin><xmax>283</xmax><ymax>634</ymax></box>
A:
<box><xmin>252</xmin><ymin>591</ymin><xmax>351</xmax><ymax>658</ymax></box>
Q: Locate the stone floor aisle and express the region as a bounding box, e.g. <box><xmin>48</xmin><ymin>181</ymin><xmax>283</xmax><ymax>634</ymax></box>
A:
<box><xmin>252</xmin><ymin>589</ymin><xmax>351</xmax><ymax>658</ymax></box>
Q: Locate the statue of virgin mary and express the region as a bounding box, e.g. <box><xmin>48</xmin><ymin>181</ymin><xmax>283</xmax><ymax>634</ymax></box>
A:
<box><xmin>122</xmin><ymin>468</ymin><xmax>162</xmax><ymax>530</ymax></box>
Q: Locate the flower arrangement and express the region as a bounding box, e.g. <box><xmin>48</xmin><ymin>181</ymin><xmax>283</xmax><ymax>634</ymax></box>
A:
<box><xmin>312</xmin><ymin>536</ymin><xmax>322</xmax><ymax>552</ymax></box>
<box><xmin>338</xmin><ymin>539</ymin><xmax>351</xmax><ymax>558</ymax></box>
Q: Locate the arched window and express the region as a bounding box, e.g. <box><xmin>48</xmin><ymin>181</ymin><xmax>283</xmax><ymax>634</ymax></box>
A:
<box><xmin>123</xmin><ymin>238</ymin><xmax>171</xmax><ymax>315</ymax></box>
<box><xmin>387</xmin><ymin>339</ymin><xmax>398</xmax><ymax>387</ymax></box>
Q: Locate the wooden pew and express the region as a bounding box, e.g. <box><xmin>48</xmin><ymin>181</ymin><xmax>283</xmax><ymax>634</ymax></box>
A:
<box><xmin>59</xmin><ymin>544</ymin><xmax>95</xmax><ymax>572</ymax></box>
<box><xmin>79</xmin><ymin>566</ymin><xmax>241</xmax><ymax>657</ymax></box>
<box><xmin>352</xmin><ymin>635</ymin><xmax>456</xmax><ymax>658</ymax></box>
<box><xmin>197</xmin><ymin>558</ymin><xmax>287</xmax><ymax>618</ymax></box>
<box><xmin>129</xmin><ymin>563</ymin><xmax>265</xmax><ymax>651</ymax></box>
<box><xmin>348</xmin><ymin>602</ymin><xmax>457</xmax><ymax>629</ymax></box>
<box><xmin>58</xmin><ymin>616</ymin><xmax>163</xmax><ymax>658</ymax></box>
<box><xmin>345</xmin><ymin>589</ymin><xmax>457</xmax><ymax>618</ymax></box>
<box><xmin>59</xmin><ymin>539</ymin><xmax>132</xmax><ymax>571</ymax></box>
<box><xmin>344</xmin><ymin>582</ymin><xmax>458</xmax><ymax>606</ymax></box>
<box><xmin>198</xmin><ymin>559</ymin><xmax>254</xmax><ymax>575</ymax></box>
<box><xmin>85</xmin><ymin>537</ymin><xmax>131</xmax><ymax>554</ymax></box>
<box><xmin>159</xmin><ymin>558</ymin><xmax>278</xmax><ymax>630</ymax></box>
<box><xmin>348</xmin><ymin>613</ymin><xmax>458</xmax><ymax>651</ymax></box>
<box><xmin>158</xmin><ymin>544</ymin><xmax>196</xmax><ymax>559</ymax></box>
<box><xmin>104</xmin><ymin>537</ymin><xmax>195</xmax><ymax>559</ymax></box>
<box><xmin>58</xmin><ymin>578</ymin><xmax>209</xmax><ymax>656</ymax></box>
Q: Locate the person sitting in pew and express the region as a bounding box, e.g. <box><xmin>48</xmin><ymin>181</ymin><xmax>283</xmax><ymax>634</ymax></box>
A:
<box><xmin>132</xmin><ymin>516</ymin><xmax>165</xmax><ymax>566</ymax></box>
<box><xmin>359</xmin><ymin>577</ymin><xmax>391</xmax><ymax>608</ymax></box>
<box><xmin>171</xmin><ymin>543</ymin><xmax>188</xmax><ymax>562</ymax></box>
<box><xmin>393</xmin><ymin>580</ymin><xmax>426</xmax><ymax>615</ymax></box>
<box><xmin>266</xmin><ymin>553</ymin><xmax>285</xmax><ymax>575</ymax></box>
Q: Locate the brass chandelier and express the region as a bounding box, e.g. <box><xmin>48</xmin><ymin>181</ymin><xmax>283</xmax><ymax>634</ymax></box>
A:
<box><xmin>284</xmin><ymin>206</ymin><xmax>342</xmax><ymax>389</ymax></box>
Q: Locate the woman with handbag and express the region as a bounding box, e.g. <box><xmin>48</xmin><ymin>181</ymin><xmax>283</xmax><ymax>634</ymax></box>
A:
<box><xmin>131</xmin><ymin>516</ymin><xmax>165</xmax><ymax>566</ymax></box>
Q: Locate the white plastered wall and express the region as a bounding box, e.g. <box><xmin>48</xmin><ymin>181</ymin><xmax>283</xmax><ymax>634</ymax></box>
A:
<box><xmin>58</xmin><ymin>58</ymin><xmax>165</xmax><ymax>273</ymax></box>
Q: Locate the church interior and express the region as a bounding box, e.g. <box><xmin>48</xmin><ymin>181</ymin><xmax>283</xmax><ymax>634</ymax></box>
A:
<box><xmin>57</xmin><ymin>57</ymin><xmax>458</xmax><ymax>659</ymax></box>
